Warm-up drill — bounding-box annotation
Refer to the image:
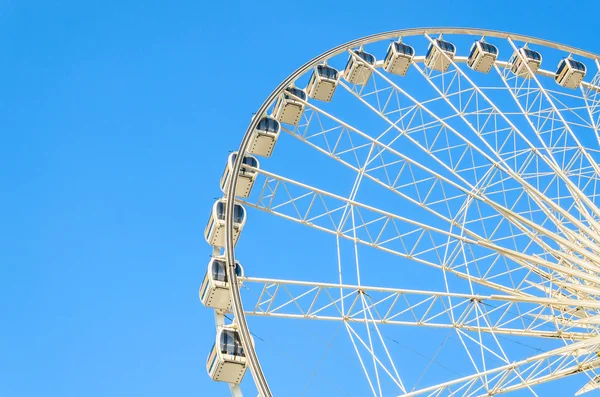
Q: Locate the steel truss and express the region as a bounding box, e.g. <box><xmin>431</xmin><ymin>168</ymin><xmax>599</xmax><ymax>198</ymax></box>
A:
<box><xmin>241</xmin><ymin>277</ymin><xmax>599</xmax><ymax>340</ymax></box>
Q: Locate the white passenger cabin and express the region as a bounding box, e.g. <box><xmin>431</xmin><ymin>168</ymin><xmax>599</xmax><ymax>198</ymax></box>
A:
<box><xmin>206</xmin><ymin>326</ymin><xmax>248</xmax><ymax>384</ymax></box>
<box><xmin>510</xmin><ymin>47</ymin><xmax>542</xmax><ymax>77</ymax></box>
<box><xmin>467</xmin><ymin>40</ymin><xmax>499</xmax><ymax>73</ymax></box>
<box><xmin>199</xmin><ymin>257</ymin><xmax>243</xmax><ymax>311</ymax></box>
<box><xmin>204</xmin><ymin>199</ymin><xmax>246</xmax><ymax>248</ymax></box>
<box><xmin>555</xmin><ymin>57</ymin><xmax>586</xmax><ymax>89</ymax></box>
<box><xmin>307</xmin><ymin>65</ymin><xmax>340</xmax><ymax>102</ymax></box>
<box><xmin>344</xmin><ymin>49</ymin><xmax>376</xmax><ymax>85</ymax></box>
<box><xmin>273</xmin><ymin>87</ymin><xmax>307</xmax><ymax>126</ymax></box>
<box><xmin>220</xmin><ymin>152</ymin><xmax>259</xmax><ymax>198</ymax></box>
<box><xmin>248</xmin><ymin>116</ymin><xmax>280</xmax><ymax>157</ymax></box>
<box><xmin>384</xmin><ymin>41</ymin><xmax>414</xmax><ymax>76</ymax></box>
<box><xmin>425</xmin><ymin>38</ymin><xmax>456</xmax><ymax>72</ymax></box>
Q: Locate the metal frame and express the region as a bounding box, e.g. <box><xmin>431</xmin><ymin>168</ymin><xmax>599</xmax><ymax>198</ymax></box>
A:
<box><xmin>219</xmin><ymin>28</ymin><xmax>600</xmax><ymax>397</ymax></box>
<box><xmin>241</xmin><ymin>277</ymin><xmax>599</xmax><ymax>339</ymax></box>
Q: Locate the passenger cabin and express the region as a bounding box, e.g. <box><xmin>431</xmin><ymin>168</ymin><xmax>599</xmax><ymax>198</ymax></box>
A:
<box><xmin>384</xmin><ymin>41</ymin><xmax>415</xmax><ymax>76</ymax></box>
<box><xmin>555</xmin><ymin>58</ymin><xmax>586</xmax><ymax>89</ymax></box>
<box><xmin>425</xmin><ymin>38</ymin><xmax>456</xmax><ymax>72</ymax></box>
<box><xmin>199</xmin><ymin>257</ymin><xmax>243</xmax><ymax>311</ymax></box>
<box><xmin>467</xmin><ymin>40</ymin><xmax>499</xmax><ymax>73</ymax></box>
<box><xmin>248</xmin><ymin>116</ymin><xmax>280</xmax><ymax>157</ymax></box>
<box><xmin>510</xmin><ymin>47</ymin><xmax>542</xmax><ymax>77</ymax></box>
<box><xmin>220</xmin><ymin>152</ymin><xmax>259</xmax><ymax>198</ymax></box>
<box><xmin>204</xmin><ymin>199</ymin><xmax>246</xmax><ymax>248</ymax></box>
<box><xmin>307</xmin><ymin>65</ymin><xmax>340</xmax><ymax>102</ymax></box>
<box><xmin>206</xmin><ymin>326</ymin><xmax>248</xmax><ymax>384</ymax></box>
<box><xmin>273</xmin><ymin>87</ymin><xmax>307</xmax><ymax>126</ymax></box>
<box><xmin>344</xmin><ymin>50</ymin><xmax>376</xmax><ymax>85</ymax></box>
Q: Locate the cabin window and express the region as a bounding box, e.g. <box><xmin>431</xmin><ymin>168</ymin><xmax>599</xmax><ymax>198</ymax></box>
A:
<box><xmin>242</xmin><ymin>156</ymin><xmax>257</xmax><ymax>167</ymax></box>
<box><xmin>356</xmin><ymin>51</ymin><xmax>375</xmax><ymax>64</ymax></box>
<box><xmin>557</xmin><ymin>60</ymin><xmax>567</xmax><ymax>75</ymax></box>
<box><xmin>317</xmin><ymin>65</ymin><xmax>338</xmax><ymax>80</ymax></box>
<box><xmin>216</xmin><ymin>202</ymin><xmax>226</xmax><ymax>220</ymax></box>
<box><xmin>385</xmin><ymin>46</ymin><xmax>393</xmax><ymax>62</ymax></box>
<box><xmin>220</xmin><ymin>330</ymin><xmax>245</xmax><ymax>357</ymax></box>
<box><xmin>212</xmin><ymin>259</ymin><xmax>228</xmax><ymax>282</ymax></box>
<box><xmin>395</xmin><ymin>43</ymin><xmax>414</xmax><ymax>56</ymax></box>
<box><xmin>426</xmin><ymin>44</ymin><xmax>433</xmax><ymax>59</ymax></box>
<box><xmin>437</xmin><ymin>40</ymin><xmax>454</xmax><ymax>53</ymax></box>
<box><xmin>206</xmin><ymin>218</ymin><xmax>215</xmax><ymax>236</ymax></box>
<box><xmin>285</xmin><ymin>87</ymin><xmax>306</xmax><ymax>100</ymax></box>
<box><xmin>200</xmin><ymin>277</ymin><xmax>211</xmax><ymax>300</ymax></box>
<box><xmin>481</xmin><ymin>42</ymin><xmax>497</xmax><ymax>54</ymax></box>
<box><xmin>232</xmin><ymin>153</ymin><xmax>257</xmax><ymax>168</ymax></box>
<box><xmin>233</xmin><ymin>205</ymin><xmax>245</xmax><ymax>223</ymax></box>
<box><xmin>569</xmin><ymin>59</ymin><xmax>585</xmax><ymax>71</ymax></box>
<box><xmin>211</xmin><ymin>259</ymin><xmax>242</xmax><ymax>282</ymax></box>
<box><xmin>258</xmin><ymin>117</ymin><xmax>279</xmax><ymax>133</ymax></box>
<box><xmin>220</xmin><ymin>168</ymin><xmax>229</xmax><ymax>190</ymax></box>
<box><xmin>523</xmin><ymin>49</ymin><xmax>541</xmax><ymax>61</ymax></box>
<box><xmin>468</xmin><ymin>44</ymin><xmax>477</xmax><ymax>59</ymax></box>
<box><xmin>207</xmin><ymin>342</ymin><xmax>217</xmax><ymax>364</ymax></box>
<box><xmin>344</xmin><ymin>57</ymin><xmax>353</xmax><ymax>73</ymax></box>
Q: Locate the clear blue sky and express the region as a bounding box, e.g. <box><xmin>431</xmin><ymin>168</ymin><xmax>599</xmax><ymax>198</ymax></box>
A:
<box><xmin>2</xmin><ymin>1</ymin><xmax>600</xmax><ymax>396</ymax></box>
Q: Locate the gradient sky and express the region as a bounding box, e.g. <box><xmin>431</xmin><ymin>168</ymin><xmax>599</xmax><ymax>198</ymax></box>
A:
<box><xmin>2</xmin><ymin>1</ymin><xmax>600</xmax><ymax>396</ymax></box>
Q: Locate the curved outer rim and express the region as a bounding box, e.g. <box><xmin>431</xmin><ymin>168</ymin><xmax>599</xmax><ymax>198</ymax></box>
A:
<box><xmin>223</xmin><ymin>27</ymin><xmax>600</xmax><ymax>397</ymax></box>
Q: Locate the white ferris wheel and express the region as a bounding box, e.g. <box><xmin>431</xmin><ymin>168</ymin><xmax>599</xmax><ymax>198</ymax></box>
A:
<box><xmin>200</xmin><ymin>28</ymin><xmax>600</xmax><ymax>397</ymax></box>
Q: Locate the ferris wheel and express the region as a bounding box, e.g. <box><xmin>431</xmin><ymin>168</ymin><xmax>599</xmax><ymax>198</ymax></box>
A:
<box><xmin>200</xmin><ymin>28</ymin><xmax>600</xmax><ymax>397</ymax></box>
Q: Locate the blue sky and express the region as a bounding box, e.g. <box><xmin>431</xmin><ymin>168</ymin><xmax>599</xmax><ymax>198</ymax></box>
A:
<box><xmin>2</xmin><ymin>1</ymin><xmax>600</xmax><ymax>396</ymax></box>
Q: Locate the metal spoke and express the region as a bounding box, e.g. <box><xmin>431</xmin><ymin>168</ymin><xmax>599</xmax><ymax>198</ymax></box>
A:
<box><xmin>245</xmin><ymin>167</ymin><xmax>600</xmax><ymax>295</ymax></box>
<box><xmin>241</xmin><ymin>277</ymin><xmax>597</xmax><ymax>340</ymax></box>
